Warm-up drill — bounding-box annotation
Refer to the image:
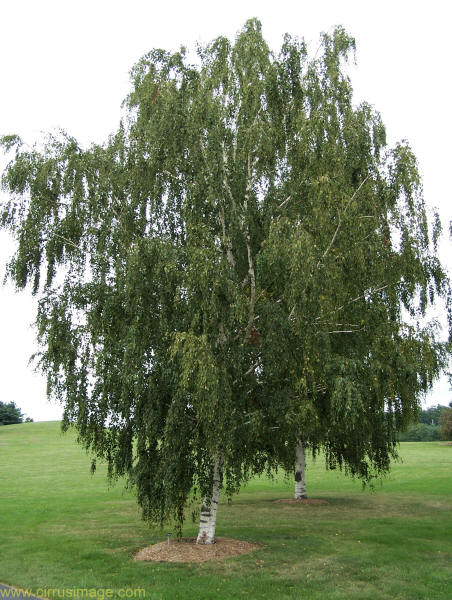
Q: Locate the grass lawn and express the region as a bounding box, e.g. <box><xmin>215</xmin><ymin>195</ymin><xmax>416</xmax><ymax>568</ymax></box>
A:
<box><xmin>0</xmin><ymin>421</ymin><xmax>451</xmax><ymax>600</ymax></box>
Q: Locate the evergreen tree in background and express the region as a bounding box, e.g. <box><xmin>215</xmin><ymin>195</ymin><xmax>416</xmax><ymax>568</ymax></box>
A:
<box><xmin>0</xmin><ymin>401</ymin><xmax>24</xmax><ymax>425</ymax></box>
<box><xmin>1</xmin><ymin>20</ymin><xmax>450</xmax><ymax>542</ymax></box>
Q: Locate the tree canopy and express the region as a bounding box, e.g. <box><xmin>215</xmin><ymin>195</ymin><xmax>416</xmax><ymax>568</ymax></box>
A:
<box><xmin>1</xmin><ymin>20</ymin><xmax>450</xmax><ymax>540</ymax></box>
<box><xmin>418</xmin><ymin>404</ymin><xmax>449</xmax><ymax>427</ymax></box>
<box><xmin>397</xmin><ymin>403</ymin><xmax>450</xmax><ymax>441</ymax></box>
<box><xmin>0</xmin><ymin>401</ymin><xmax>24</xmax><ymax>425</ymax></box>
<box><xmin>439</xmin><ymin>403</ymin><xmax>452</xmax><ymax>440</ymax></box>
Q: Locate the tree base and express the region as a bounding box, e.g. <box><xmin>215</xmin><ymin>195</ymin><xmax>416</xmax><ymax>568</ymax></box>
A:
<box><xmin>196</xmin><ymin>536</ymin><xmax>216</xmax><ymax>545</ymax></box>
<box><xmin>134</xmin><ymin>537</ymin><xmax>261</xmax><ymax>563</ymax></box>
<box><xmin>274</xmin><ymin>498</ymin><xmax>328</xmax><ymax>505</ymax></box>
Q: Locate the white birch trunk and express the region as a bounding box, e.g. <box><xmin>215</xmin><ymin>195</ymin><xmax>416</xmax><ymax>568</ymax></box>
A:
<box><xmin>294</xmin><ymin>440</ymin><xmax>307</xmax><ymax>499</ymax></box>
<box><xmin>196</xmin><ymin>455</ymin><xmax>223</xmax><ymax>544</ymax></box>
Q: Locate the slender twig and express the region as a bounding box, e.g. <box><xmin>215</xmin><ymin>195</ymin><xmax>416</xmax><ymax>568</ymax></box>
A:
<box><xmin>233</xmin><ymin>361</ymin><xmax>261</xmax><ymax>385</ymax></box>
<box><xmin>315</xmin><ymin>283</ymin><xmax>389</xmax><ymax>321</ymax></box>
<box><xmin>319</xmin><ymin>323</ymin><xmax>361</xmax><ymax>327</ymax></box>
<box><xmin>163</xmin><ymin>170</ymin><xmax>180</xmax><ymax>182</ymax></box>
<box><xmin>53</xmin><ymin>234</ymin><xmax>83</xmax><ymax>253</ymax></box>
<box><xmin>326</xmin><ymin>329</ymin><xmax>363</xmax><ymax>334</ymax></box>
<box><xmin>319</xmin><ymin>175</ymin><xmax>370</xmax><ymax>265</ymax></box>
<box><xmin>278</xmin><ymin>195</ymin><xmax>292</xmax><ymax>210</ymax></box>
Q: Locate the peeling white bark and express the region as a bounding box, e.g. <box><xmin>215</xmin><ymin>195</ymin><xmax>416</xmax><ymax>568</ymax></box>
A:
<box><xmin>294</xmin><ymin>440</ymin><xmax>307</xmax><ymax>499</ymax></box>
<box><xmin>244</xmin><ymin>153</ymin><xmax>257</xmax><ymax>342</ymax></box>
<box><xmin>219</xmin><ymin>204</ymin><xmax>236</xmax><ymax>269</ymax></box>
<box><xmin>197</xmin><ymin>455</ymin><xmax>223</xmax><ymax>544</ymax></box>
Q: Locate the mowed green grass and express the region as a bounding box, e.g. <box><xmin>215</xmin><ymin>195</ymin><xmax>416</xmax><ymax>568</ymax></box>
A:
<box><xmin>1</xmin><ymin>422</ymin><xmax>451</xmax><ymax>600</ymax></box>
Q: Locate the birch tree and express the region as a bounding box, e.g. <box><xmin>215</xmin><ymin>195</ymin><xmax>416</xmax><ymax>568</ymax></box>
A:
<box><xmin>1</xmin><ymin>20</ymin><xmax>449</xmax><ymax>543</ymax></box>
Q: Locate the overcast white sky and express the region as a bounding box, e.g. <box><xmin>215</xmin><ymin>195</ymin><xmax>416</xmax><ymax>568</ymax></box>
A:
<box><xmin>0</xmin><ymin>0</ymin><xmax>451</xmax><ymax>421</ymax></box>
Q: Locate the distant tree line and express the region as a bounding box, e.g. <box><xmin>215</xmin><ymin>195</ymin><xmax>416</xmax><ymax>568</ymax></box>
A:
<box><xmin>0</xmin><ymin>401</ymin><xmax>33</xmax><ymax>425</ymax></box>
<box><xmin>398</xmin><ymin>403</ymin><xmax>452</xmax><ymax>441</ymax></box>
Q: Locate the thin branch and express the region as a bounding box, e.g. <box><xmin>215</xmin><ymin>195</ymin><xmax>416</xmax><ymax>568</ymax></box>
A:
<box><xmin>319</xmin><ymin>175</ymin><xmax>370</xmax><ymax>265</ymax></box>
<box><xmin>221</xmin><ymin>142</ymin><xmax>236</xmax><ymax>213</ymax></box>
<box><xmin>289</xmin><ymin>176</ymin><xmax>372</xmax><ymax>319</ymax></box>
<box><xmin>326</xmin><ymin>329</ymin><xmax>363</xmax><ymax>334</ymax></box>
<box><xmin>233</xmin><ymin>361</ymin><xmax>260</xmax><ymax>385</ymax></box>
<box><xmin>218</xmin><ymin>322</ymin><xmax>227</xmax><ymax>346</ymax></box>
<box><xmin>335</xmin><ymin>284</ymin><xmax>389</xmax><ymax>313</ymax></box>
<box><xmin>245</xmin><ymin>238</ymin><xmax>256</xmax><ymax>339</ymax></box>
<box><xmin>219</xmin><ymin>204</ymin><xmax>235</xmax><ymax>269</ymax></box>
<box><xmin>278</xmin><ymin>195</ymin><xmax>292</xmax><ymax>210</ymax></box>
<box><xmin>199</xmin><ymin>136</ymin><xmax>213</xmax><ymax>189</ymax></box>
<box><xmin>202</xmin><ymin>138</ymin><xmax>236</xmax><ymax>270</ymax></box>
<box><xmin>316</xmin><ymin>322</ymin><xmax>362</xmax><ymax>328</ymax></box>
<box><xmin>355</xmin><ymin>233</ymin><xmax>373</xmax><ymax>244</ymax></box>
<box><xmin>315</xmin><ymin>283</ymin><xmax>390</xmax><ymax>320</ymax></box>
<box><xmin>244</xmin><ymin>154</ymin><xmax>257</xmax><ymax>341</ymax></box>
<box><xmin>232</xmin><ymin>104</ymin><xmax>239</xmax><ymax>163</ymax></box>
<box><xmin>320</xmin><ymin>208</ymin><xmax>341</xmax><ymax>263</ymax></box>
<box><xmin>163</xmin><ymin>170</ymin><xmax>180</xmax><ymax>183</ymax></box>
<box><xmin>53</xmin><ymin>234</ymin><xmax>83</xmax><ymax>254</ymax></box>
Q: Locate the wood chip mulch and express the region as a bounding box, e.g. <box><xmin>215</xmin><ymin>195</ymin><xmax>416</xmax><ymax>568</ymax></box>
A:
<box><xmin>273</xmin><ymin>498</ymin><xmax>328</xmax><ymax>505</ymax></box>
<box><xmin>134</xmin><ymin>537</ymin><xmax>262</xmax><ymax>563</ymax></box>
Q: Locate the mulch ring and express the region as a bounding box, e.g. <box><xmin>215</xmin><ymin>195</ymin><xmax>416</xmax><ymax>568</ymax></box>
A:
<box><xmin>273</xmin><ymin>498</ymin><xmax>328</xmax><ymax>505</ymax></box>
<box><xmin>134</xmin><ymin>537</ymin><xmax>263</xmax><ymax>563</ymax></box>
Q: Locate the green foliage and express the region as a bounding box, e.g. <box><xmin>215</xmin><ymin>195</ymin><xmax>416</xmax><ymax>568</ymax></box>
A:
<box><xmin>398</xmin><ymin>422</ymin><xmax>442</xmax><ymax>442</ymax></box>
<box><xmin>0</xmin><ymin>401</ymin><xmax>24</xmax><ymax>425</ymax></box>
<box><xmin>439</xmin><ymin>404</ymin><xmax>452</xmax><ymax>440</ymax></box>
<box><xmin>398</xmin><ymin>403</ymin><xmax>450</xmax><ymax>441</ymax></box>
<box><xmin>1</xmin><ymin>19</ymin><xmax>450</xmax><ymax>531</ymax></box>
<box><xmin>419</xmin><ymin>403</ymin><xmax>449</xmax><ymax>426</ymax></box>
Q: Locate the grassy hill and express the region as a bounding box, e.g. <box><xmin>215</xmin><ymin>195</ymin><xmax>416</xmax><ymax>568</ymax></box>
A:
<box><xmin>1</xmin><ymin>421</ymin><xmax>451</xmax><ymax>599</ymax></box>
